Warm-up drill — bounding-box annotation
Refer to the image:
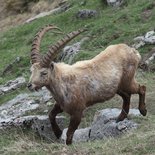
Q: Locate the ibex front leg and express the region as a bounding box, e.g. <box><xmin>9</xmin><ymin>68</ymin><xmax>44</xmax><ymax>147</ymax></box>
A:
<box><xmin>66</xmin><ymin>112</ymin><xmax>82</xmax><ymax>145</ymax></box>
<box><xmin>49</xmin><ymin>103</ymin><xmax>63</xmax><ymax>139</ymax></box>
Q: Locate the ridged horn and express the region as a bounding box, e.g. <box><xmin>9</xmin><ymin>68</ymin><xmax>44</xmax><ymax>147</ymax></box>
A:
<box><xmin>31</xmin><ymin>24</ymin><xmax>62</xmax><ymax>64</ymax></box>
<box><xmin>41</xmin><ymin>28</ymin><xmax>87</xmax><ymax>67</ymax></box>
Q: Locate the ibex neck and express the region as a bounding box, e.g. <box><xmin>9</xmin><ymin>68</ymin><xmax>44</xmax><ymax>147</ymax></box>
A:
<box><xmin>46</xmin><ymin>73</ymin><xmax>65</xmax><ymax>104</ymax></box>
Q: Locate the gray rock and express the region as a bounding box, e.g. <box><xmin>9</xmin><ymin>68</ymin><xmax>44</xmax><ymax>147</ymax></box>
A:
<box><xmin>132</xmin><ymin>30</ymin><xmax>155</xmax><ymax>49</ymax></box>
<box><xmin>133</xmin><ymin>36</ymin><xmax>145</xmax><ymax>42</ymax></box>
<box><xmin>93</xmin><ymin>108</ymin><xmax>141</xmax><ymax>123</ymax></box>
<box><xmin>90</xmin><ymin>119</ymin><xmax>137</xmax><ymax>140</ymax></box>
<box><xmin>116</xmin><ymin>120</ymin><xmax>137</xmax><ymax>131</ymax></box>
<box><xmin>0</xmin><ymin>114</ymin><xmax>65</xmax><ymax>142</ymax></box>
<box><xmin>107</xmin><ymin>0</ymin><xmax>124</xmax><ymax>7</ymax></box>
<box><xmin>0</xmin><ymin>86</ymin><xmax>53</xmax><ymax>123</ymax></box>
<box><xmin>0</xmin><ymin>93</ymin><xmax>39</xmax><ymax>122</ymax></box>
<box><xmin>132</xmin><ymin>40</ymin><xmax>145</xmax><ymax>49</ymax></box>
<box><xmin>76</xmin><ymin>9</ymin><xmax>97</xmax><ymax>19</ymax></box>
<box><xmin>145</xmin><ymin>30</ymin><xmax>155</xmax><ymax>39</ymax></box>
<box><xmin>0</xmin><ymin>77</ymin><xmax>26</xmax><ymax>95</ymax></box>
<box><xmin>90</xmin><ymin>108</ymin><xmax>138</xmax><ymax>140</ymax></box>
<box><xmin>31</xmin><ymin>115</ymin><xmax>65</xmax><ymax>142</ymax></box>
<box><xmin>144</xmin><ymin>30</ymin><xmax>155</xmax><ymax>44</ymax></box>
<box><xmin>31</xmin><ymin>87</ymin><xmax>52</xmax><ymax>103</ymax></box>
<box><xmin>61</xmin><ymin>127</ymin><xmax>91</xmax><ymax>143</ymax></box>
<box><xmin>58</xmin><ymin>37</ymin><xmax>89</xmax><ymax>64</ymax></box>
<box><xmin>61</xmin><ymin>108</ymin><xmax>139</xmax><ymax>143</ymax></box>
<box><xmin>0</xmin><ymin>81</ymin><xmax>65</xmax><ymax>142</ymax></box>
<box><xmin>0</xmin><ymin>78</ymin><xmax>54</xmax><ymax>131</ymax></box>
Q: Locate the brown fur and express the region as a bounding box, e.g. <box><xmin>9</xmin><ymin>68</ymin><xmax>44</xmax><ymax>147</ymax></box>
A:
<box><xmin>28</xmin><ymin>43</ymin><xmax>147</xmax><ymax>145</ymax></box>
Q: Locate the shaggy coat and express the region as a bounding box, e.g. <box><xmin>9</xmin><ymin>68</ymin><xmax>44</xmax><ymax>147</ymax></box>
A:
<box><xmin>28</xmin><ymin>43</ymin><xmax>147</xmax><ymax>145</ymax></box>
<box><xmin>46</xmin><ymin>44</ymin><xmax>139</xmax><ymax>111</ymax></box>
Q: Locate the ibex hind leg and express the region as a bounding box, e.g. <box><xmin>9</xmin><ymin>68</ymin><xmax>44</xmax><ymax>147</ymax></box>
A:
<box><xmin>130</xmin><ymin>79</ymin><xmax>147</xmax><ymax>116</ymax></box>
<box><xmin>49</xmin><ymin>103</ymin><xmax>63</xmax><ymax>139</ymax></box>
<box><xmin>117</xmin><ymin>91</ymin><xmax>131</xmax><ymax>122</ymax></box>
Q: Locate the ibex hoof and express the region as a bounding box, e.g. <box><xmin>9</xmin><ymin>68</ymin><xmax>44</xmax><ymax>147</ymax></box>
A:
<box><xmin>139</xmin><ymin>108</ymin><xmax>147</xmax><ymax>116</ymax></box>
<box><xmin>66</xmin><ymin>140</ymin><xmax>72</xmax><ymax>145</ymax></box>
<box><xmin>116</xmin><ymin>114</ymin><xmax>127</xmax><ymax>123</ymax></box>
<box><xmin>55</xmin><ymin>130</ymin><xmax>62</xmax><ymax>139</ymax></box>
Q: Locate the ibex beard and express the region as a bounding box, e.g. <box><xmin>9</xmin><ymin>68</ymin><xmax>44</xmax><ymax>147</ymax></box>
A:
<box><xmin>28</xmin><ymin>25</ymin><xmax>147</xmax><ymax>145</ymax></box>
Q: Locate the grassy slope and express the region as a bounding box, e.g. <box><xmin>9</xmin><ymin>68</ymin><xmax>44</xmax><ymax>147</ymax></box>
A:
<box><xmin>0</xmin><ymin>0</ymin><xmax>155</xmax><ymax>154</ymax></box>
<box><xmin>0</xmin><ymin>0</ymin><xmax>155</xmax><ymax>82</ymax></box>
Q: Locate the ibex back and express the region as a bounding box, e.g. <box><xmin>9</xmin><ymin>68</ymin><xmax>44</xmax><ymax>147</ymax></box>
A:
<box><xmin>28</xmin><ymin>25</ymin><xmax>147</xmax><ymax>145</ymax></box>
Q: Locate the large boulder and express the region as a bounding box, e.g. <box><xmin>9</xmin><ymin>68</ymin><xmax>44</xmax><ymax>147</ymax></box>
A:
<box><xmin>57</xmin><ymin>37</ymin><xmax>89</xmax><ymax>64</ymax></box>
<box><xmin>132</xmin><ymin>30</ymin><xmax>155</xmax><ymax>49</ymax></box>
<box><xmin>89</xmin><ymin>108</ymin><xmax>139</xmax><ymax>140</ymax></box>
<box><xmin>0</xmin><ymin>77</ymin><xmax>26</xmax><ymax>96</ymax></box>
<box><xmin>0</xmin><ymin>93</ymin><xmax>39</xmax><ymax>123</ymax></box>
<box><xmin>0</xmin><ymin>114</ymin><xmax>65</xmax><ymax>142</ymax></box>
<box><xmin>61</xmin><ymin>127</ymin><xmax>91</xmax><ymax>143</ymax></box>
<box><xmin>76</xmin><ymin>9</ymin><xmax>97</xmax><ymax>19</ymax></box>
<box><xmin>29</xmin><ymin>115</ymin><xmax>65</xmax><ymax>142</ymax></box>
<box><xmin>61</xmin><ymin>108</ymin><xmax>141</xmax><ymax>143</ymax></box>
<box><xmin>0</xmin><ymin>87</ymin><xmax>53</xmax><ymax>128</ymax></box>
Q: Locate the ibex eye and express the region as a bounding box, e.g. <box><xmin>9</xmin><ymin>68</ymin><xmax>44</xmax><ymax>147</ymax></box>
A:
<box><xmin>41</xmin><ymin>72</ymin><xmax>47</xmax><ymax>76</ymax></box>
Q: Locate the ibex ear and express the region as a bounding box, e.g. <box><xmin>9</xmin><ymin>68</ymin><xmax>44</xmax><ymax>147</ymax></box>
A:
<box><xmin>50</xmin><ymin>61</ymin><xmax>55</xmax><ymax>71</ymax></box>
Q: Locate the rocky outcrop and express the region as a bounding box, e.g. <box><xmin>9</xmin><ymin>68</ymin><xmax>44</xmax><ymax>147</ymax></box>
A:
<box><xmin>139</xmin><ymin>47</ymin><xmax>155</xmax><ymax>71</ymax></box>
<box><xmin>61</xmin><ymin>108</ymin><xmax>140</xmax><ymax>143</ymax></box>
<box><xmin>132</xmin><ymin>30</ymin><xmax>155</xmax><ymax>49</ymax></box>
<box><xmin>0</xmin><ymin>93</ymin><xmax>39</xmax><ymax>123</ymax></box>
<box><xmin>61</xmin><ymin>127</ymin><xmax>91</xmax><ymax>143</ymax></box>
<box><xmin>89</xmin><ymin>108</ymin><xmax>138</xmax><ymax>140</ymax></box>
<box><xmin>0</xmin><ymin>114</ymin><xmax>65</xmax><ymax>142</ymax></box>
<box><xmin>1</xmin><ymin>88</ymin><xmax>52</xmax><ymax>115</ymax></box>
<box><xmin>0</xmin><ymin>77</ymin><xmax>26</xmax><ymax>96</ymax></box>
<box><xmin>25</xmin><ymin>2</ymin><xmax>70</xmax><ymax>23</ymax></box>
<box><xmin>57</xmin><ymin>37</ymin><xmax>89</xmax><ymax>64</ymax></box>
<box><xmin>132</xmin><ymin>30</ymin><xmax>155</xmax><ymax>72</ymax></box>
<box><xmin>0</xmin><ymin>81</ymin><xmax>53</xmax><ymax>129</ymax></box>
<box><xmin>31</xmin><ymin>115</ymin><xmax>65</xmax><ymax>142</ymax></box>
<box><xmin>76</xmin><ymin>9</ymin><xmax>97</xmax><ymax>19</ymax></box>
<box><xmin>0</xmin><ymin>82</ymin><xmax>65</xmax><ymax>142</ymax></box>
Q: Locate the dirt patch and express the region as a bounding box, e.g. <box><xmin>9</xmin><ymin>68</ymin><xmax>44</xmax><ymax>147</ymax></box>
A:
<box><xmin>0</xmin><ymin>0</ymin><xmax>67</xmax><ymax>32</ymax></box>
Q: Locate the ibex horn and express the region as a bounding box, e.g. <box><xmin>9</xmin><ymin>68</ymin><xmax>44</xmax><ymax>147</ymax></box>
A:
<box><xmin>41</xmin><ymin>28</ymin><xmax>87</xmax><ymax>67</ymax></box>
<box><xmin>31</xmin><ymin>24</ymin><xmax>62</xmax><ymax>64</ymax></box>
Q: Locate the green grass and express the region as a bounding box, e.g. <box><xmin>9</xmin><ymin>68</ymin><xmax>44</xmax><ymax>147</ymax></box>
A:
<box><xmin>0</xmin><ymin>0</ymin><xmax>155</xmax><ymax>154</ymax></box>
<box><xmin>0</xmin><ymin>115</ymin><xmax>155</xmax><ymax>155</ymax></box>
<box><xmin>0</xmin><ymin>0</ymin><xmax>155</xmax><ymax>83</ymax></box>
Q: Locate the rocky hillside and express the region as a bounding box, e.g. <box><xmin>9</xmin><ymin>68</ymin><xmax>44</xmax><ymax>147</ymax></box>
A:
<box><xmin>0</xmin><ymin>0</ymin><xmax>155</xmax><ymax>154</ymax></box>
<box><xmin>0</xmin><ymin>0</ymin><xmax>67</xmax><ymax>31</ymax></box>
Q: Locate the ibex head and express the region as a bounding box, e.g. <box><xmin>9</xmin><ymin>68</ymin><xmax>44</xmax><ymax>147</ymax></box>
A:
<box><xmin>27</xmin><ymin>24</ymin><xmax>85</xmax><ymax>91</ymax></box>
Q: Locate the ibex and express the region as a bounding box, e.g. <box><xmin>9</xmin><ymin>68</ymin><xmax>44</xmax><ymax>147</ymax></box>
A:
<box><xmin>28</xmin><ymin>25</ymin><xmax>147</xmax><ymax>145</ymax></box>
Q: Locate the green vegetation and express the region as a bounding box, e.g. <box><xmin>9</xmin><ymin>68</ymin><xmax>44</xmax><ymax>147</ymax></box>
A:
<box><xmin>0</xmin><ymin>115</ymin><xmax>155</xmax><ymax>155</ymax></box>
<box><xmin>0</xmin><ymin>0</ymin><xmax>155</xmax><ymax>154</ymax></box>
<box><xmin>0</xmin><ymin>0</ymin><xmax>155</xmax><ymax>82</ymax></box>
